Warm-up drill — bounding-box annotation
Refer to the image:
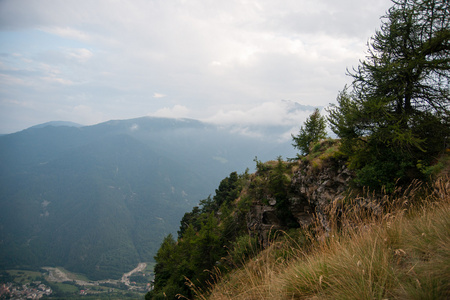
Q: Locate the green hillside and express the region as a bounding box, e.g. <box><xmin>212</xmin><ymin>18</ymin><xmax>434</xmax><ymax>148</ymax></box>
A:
<box><xmin>146</xmin><ymin>142</ymin><xmax>449</xmax><ymax>299</ymax></box>
<box><xmin>0</xmin><ymin>117</ymin><xmax>296</xmax><ymax>280</ymax></box>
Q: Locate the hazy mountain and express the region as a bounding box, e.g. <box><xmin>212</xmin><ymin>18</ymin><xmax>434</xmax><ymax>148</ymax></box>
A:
<box><xmin>0</xmin><ymin>116</ymin><xmax>296</xmax><ymax>280</ymax></box>
<box><xmin>28</xmin><ymin>121</ymin><xmax>84</xmax><ymax>129</ymax></box>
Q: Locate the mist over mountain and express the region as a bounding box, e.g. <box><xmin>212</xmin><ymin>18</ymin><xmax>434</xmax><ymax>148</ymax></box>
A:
<box><xmin>0</xmin><ymin>116</ymin><xmax>296</xmax><ymax>280</ymax></box>
<box><xmin>28</xmin><ymin>121</ymin><xmax>84</xmax><ymax>129</ymax></box>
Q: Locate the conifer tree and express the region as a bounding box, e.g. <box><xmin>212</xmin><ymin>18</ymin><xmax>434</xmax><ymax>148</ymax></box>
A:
<box><xmin>328</xmin><ymin>0</ymin><xmax>449</xmax><ymax>190</ymax></box>
<box><xmin>292</xmin><ymin>108</ymin><xmax>327</xmax><ymax>155</ymax></box>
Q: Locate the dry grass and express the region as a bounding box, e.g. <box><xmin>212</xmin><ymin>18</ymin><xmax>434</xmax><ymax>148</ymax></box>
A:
<box><xmin>201</xmin><ymin>177</ymin><xmax>450</xmax><ymax>300</ymax></box>
<box><xmin>304</xmin><ymin>139</ymin><xmax>342</xmax><ymax>172</ymax></box>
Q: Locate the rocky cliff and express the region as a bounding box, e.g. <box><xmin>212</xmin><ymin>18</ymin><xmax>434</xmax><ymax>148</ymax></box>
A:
<box><xmin>246</xmin><ymin>140</ymin><xmax>354</xmax><ymax>244</ymax></box>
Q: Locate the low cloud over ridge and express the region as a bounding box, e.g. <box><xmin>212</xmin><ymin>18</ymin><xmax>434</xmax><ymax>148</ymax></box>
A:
<box><xmin>0</xmin><ymin>0</ymin><xmax>392</xmax><ymax>134</ymax></box>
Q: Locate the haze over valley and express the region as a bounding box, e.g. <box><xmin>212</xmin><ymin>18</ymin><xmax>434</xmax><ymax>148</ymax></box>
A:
<box><xmin>0</xmin><ymin>115</ymin><xmax>298</xmax><ymax>280</ymax></box>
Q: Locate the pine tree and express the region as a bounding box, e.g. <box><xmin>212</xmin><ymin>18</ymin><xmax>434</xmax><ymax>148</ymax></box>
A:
<box><xmin>328</xmin><ymin>0</ymin><xmax>450</xmax><ymax>190</ymax></box>
<box><xmin>292</xmin><ymin>108</ymin><xmax>327</xmax><ymax>155</ymax></box>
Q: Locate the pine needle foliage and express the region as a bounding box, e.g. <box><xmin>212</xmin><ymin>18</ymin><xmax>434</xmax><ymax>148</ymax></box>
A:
<box><xmin>327</xmin><ymin>0</ymin><xmax>450</xmax><ymax>191</ymax></box>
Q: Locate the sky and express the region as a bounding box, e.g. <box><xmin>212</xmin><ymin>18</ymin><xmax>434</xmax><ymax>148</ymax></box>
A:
<box><xmin>0</xmin><ymin>0</ymin><xmax>393</xmax><ymax>134</ymax></box>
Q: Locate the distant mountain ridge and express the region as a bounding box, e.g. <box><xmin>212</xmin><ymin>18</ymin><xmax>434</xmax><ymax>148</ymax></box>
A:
<box><xmin>0</xmin><ymin>116</ymin><xmax>296</xmax><ymax>280</ymax></box>
<box><xmin>28</xmin><ymin>121</ymin><xmax>84</xmax><ymax>129</ymax></box>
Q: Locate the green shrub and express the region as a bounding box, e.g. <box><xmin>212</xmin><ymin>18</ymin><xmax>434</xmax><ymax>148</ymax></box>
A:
<box><xmin>228</xmin><ymin>235</ymin><xmax>260</xmax><ymax>267</ymax></box>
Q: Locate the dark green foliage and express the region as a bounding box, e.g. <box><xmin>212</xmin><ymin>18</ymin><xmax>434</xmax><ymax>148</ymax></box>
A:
<box><xmin>254</xmin><ymin>156</ymin><xmax>270</xmax><ymax>172</ymax></box>
<box><xmin>250</xmin><ymin>157</ymin><xmax>299</xmax><ymax>227</ymax></box>
<box><xmin>178</xmin><ymin>172</ymin><xmax>242</xmax><ymax>238</ymax></box>
<box><xmin>292</xmin><ymin>108</ymin><xmax>327</xmax><ymax>155</ymax></box>
<box><xmin>270</xmin><ymin>157</ymin><xmax>298</xmax><ymax>227</ymax></box>
<box><xmin>152</xmin><ymin>235</ymin><xmax>177</xmax><ymax>291</ymax></box>
<box><xmin>227</xmin><ymin>234</ymin><xmax>260</xmax><ymax>267</ymax></box>
<box><xmin>129</xmin><ymin>273</ymin><xmax>149</xmax><ymax>284</ymax></box>
<box><xmin>147</xmin><ymin>172</ymin><xmax>247</xmax><ymax>299</ymax></box>
<box><xmin>191</xmin><ymin>213</ymin><xmax>224</xmax><ymax>279</ymax></box>
<box><xmin>328</xmin><ymin>0</ymin><xmax>449</xmax><ymax>191</ymax></box>
<box><xmin>237</xmin><ymin>195</ymin><xmax>252</xmax><ymax>213</ymax></box>
<box><xmin>353</xmin><ymin>144</ymin><xmax>415</xmax><ymax>192</ymax></box>
<box><xmin>417</xmin><ymin>152</ymin><xmax>450</xmax><ymax>179</ymax></box>
<box><xmin>269</xmin><ymin>157</ymin><xmax>290</xmax><ymax>200</ymax></box>
<box><xmin>148</xmin><ymin>215</ymin><xmax>226</xmax><ymax>298</ymax></box>
<box><xmin>178</xmin><ymin>206</ymin><xmax>202</xmax><ymax>238</ymax></box>
<box><xmin>214</xmin><ymin>171</ymin><xmax>240</xmax><ymax>207</ymax></box>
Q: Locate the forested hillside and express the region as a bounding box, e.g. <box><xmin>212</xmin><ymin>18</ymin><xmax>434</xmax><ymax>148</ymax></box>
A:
<box><xmin>0</xmin><ymin>117</ymin><xmax>296</xmax><ymax>280</ymax></box>
<box><xmin>147</xmin><ymin>0</ymin><xmax>449</xmax><ymax>298</ymax></box>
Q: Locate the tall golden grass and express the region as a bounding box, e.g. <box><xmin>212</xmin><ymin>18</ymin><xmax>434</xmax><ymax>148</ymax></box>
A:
<box><xmin>196</xmin><ymin>177</ymin><xmax>449</xmax><ymax>300</ymax></box>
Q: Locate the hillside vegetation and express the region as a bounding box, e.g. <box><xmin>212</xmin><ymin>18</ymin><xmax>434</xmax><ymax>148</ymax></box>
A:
<box><xmin>203</xmin><ymin>177</ymin><xmax>450</xmax><ymax>300</ymax></box>
<box><xmin>147</xmin><ymin>0</ymin><xmax>449</xmax><ymax>299</ymax></box>
<box><xmin>146</xmin><ymin>142</ymin><xmax>449</xmax><ymax>299</ymax></box>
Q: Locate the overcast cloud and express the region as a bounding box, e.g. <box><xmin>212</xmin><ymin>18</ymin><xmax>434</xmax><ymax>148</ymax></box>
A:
<box><xmin>0</xmin><ymin>0</ymin><xmax>393</xmax><ymax>134</ymax></box>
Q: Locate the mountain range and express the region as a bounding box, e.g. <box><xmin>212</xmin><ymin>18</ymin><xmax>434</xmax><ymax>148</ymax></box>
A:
<box><xmin>0</xmin><ymin>116</ymin><xmax>296</xmax><ymax>280</ymax></box>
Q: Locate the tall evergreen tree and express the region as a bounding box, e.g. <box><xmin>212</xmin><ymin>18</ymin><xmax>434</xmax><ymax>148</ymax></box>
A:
<box><xmin>328</xmin><ymin>0</ymin><xmax>449</xmax><ymax>190</ymax></box>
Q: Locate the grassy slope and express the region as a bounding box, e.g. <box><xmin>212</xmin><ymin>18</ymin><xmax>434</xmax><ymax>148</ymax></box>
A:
<box><xmin>203</xmin><ymin>177</ymin><xmax>449</xmax><ymax>300</ymax></box>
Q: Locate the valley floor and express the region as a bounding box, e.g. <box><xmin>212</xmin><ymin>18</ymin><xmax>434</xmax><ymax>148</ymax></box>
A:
<box><xmin>1</xmin><ymin>262</ymin><xmax>153</xmax><ymax>299</ymax></box>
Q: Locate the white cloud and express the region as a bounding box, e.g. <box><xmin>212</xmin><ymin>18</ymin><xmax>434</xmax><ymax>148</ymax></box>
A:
<box><xmin>153</xmin><ymin>93</ymin><xmax>166</xmax><ymax>98</ymax></box>
<box><xmin>130</xmin><ymin>123</ymin><xmax>139</xmax><ymax>131</ymax></box>
<box><xmin>42</xmin><ymin>27</ymin><xmax>91</xmax><ymax>42</ymax></box>
<box><xmin>205</xmin><ymin>100</ymin><xmax>316</xmax><ymax>127</ymax></box>
<box><xmin>40</xmin><ymin>76</ymin><xmax>73</xmax><ymax>85</ymax></box>
<box><xmin>65</xmin><ymin>48</ymin><xmax>93</xmax><ymax>63</ymax></box>
<box><xmin>0</xmin><ymin>73</ymin><xmax>27</xmax><ymax>86</ymax></box>
<box><xmin>0</xmin><ymin>0</ymin><xmax>393</xmax><ymax>133</ymax></box>
<box><xmin>69</xmin><ymin>104</ymin><xmax>105</xmax><ymax>125</ymax></box>
<box><xmin>151</xmin><ymin>105</ymin><xmax>190</xmax><ymax>119</ymax></box>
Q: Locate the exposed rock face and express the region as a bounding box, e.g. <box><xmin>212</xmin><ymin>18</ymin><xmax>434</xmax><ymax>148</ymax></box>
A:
<box><xmin>246</xmin><ymin>155</ymin><xmax>353</xmax><ymax>245</ymax></box>
<box><xmin>246</xmin><ymin>203</ymin><xmax>282</xmax><ymax>246</ymax></box>
<box><xmin>291</xmin><ymin>157</ymin><xmax>353</xmax><ymax>231</ymax></box>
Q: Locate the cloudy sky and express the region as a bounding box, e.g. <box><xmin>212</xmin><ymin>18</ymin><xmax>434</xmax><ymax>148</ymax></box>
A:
<box><xmin>0</xmin><ymin>0</ymin><xmax>393</xmax><ymax>134</ymax></box>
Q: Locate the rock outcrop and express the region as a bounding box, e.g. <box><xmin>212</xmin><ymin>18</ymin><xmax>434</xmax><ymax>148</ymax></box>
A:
<box><xmin>246</xmin><ymin>142</ymin><xmax>354</xmax><ymax>245</ymax></box>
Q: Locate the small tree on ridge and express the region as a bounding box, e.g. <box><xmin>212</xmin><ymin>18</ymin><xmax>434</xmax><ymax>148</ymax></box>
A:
<box><xmin>292</xmin><ymin>108</ymin><xmax>327</xmax><ymax>155</ymax></box>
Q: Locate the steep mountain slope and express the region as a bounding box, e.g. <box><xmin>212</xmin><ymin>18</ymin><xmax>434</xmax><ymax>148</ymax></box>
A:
<box><xmin>0</xmin><ymin>117</ymin><xmax>295</xmax><ymax>280</ymax></box>
<box><xmin>146</xmin><ymin>139</ymin><xmax>449</xmax><ymax>299</ymax></box>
